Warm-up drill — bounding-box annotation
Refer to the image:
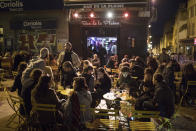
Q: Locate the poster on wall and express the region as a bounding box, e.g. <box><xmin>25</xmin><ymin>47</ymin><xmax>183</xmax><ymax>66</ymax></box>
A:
<box><xmin>57</xmin><ymin>39</ymin><xmax>67</xmax><ymax>53</ymax></box>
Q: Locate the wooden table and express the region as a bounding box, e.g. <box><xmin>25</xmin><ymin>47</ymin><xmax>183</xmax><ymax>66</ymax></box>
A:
<box><xmin>59</xmin><ymin>88</ymin><xmax>74</xmax><ymax>96</ymax></box>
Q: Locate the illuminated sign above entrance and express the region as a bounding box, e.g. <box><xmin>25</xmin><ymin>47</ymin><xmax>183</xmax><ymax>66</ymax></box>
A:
<box><xmin>83</xmin><ymin>4</ymin><xmax>124</xmax><ymax>9</ymax></box>
<box><xmin>81</xmin><ymin>20</ymin><xmax>120</xmax><ymax>26</ymax></box>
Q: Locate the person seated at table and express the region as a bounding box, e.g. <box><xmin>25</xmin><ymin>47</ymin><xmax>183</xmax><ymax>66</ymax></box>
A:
<box><xmin>61</xmin><ymin>61</ymin><xmax>77</xmax><ymax>89</ymax></box>
<box><xmin>116</xmin><ymin>66</ymin><xmax>138</xmax><ymax>97</ymax></box>
<box><xmin>95</xmin><ymin>67</ymin><xmax>112</xmax><ymax>96</ymax></box>
<box><xmin>78</xmin><ymin>60</ymin><xmax>93</xmax><ymax>74</ymax></box>
<box><xmin>143</xmin><ymin>74</ymin><xmax>174</xmax><ymax>118</ymax></box>
<box><xmin>11</xmin><ymin>62</ymin><xmax>27</xmax><ymax>96</ymax></box>
<box><xmin>138</xmin><ymin>68</ymin><xmax>154</xmax><ymax>95</ymax></box>
<box><xmin>135</xmin><ymin>68</ymin><xmax>154</xmax><ymax>110</ymax></box>
<box><xmin>154</xmin><ymin>64</ymin><xmax>165</xmax><ymax>75</ymax></box>
<box><xmin>62</xmin><ymin>77</ymin><xmax>92</xmax><ymax>130</ymax></box>
<box><xmin>147</xmin><ymin>56</ymin><xmax>158</xmax><ymax>73</ymax></box>
<box><xmin>92</xmin><ymin>54</ymin><xmax>100</xmax><ymax>67</ymax></box>
<box><xmin>180</xmin><ymin>63</ymin><xmax>196</xmax><ymax>105</ymax></box>
<box><xmin>130</xmin><ymin>60</ymin><xmax>144</xmax><ymax>80</ymax></box>
<box><xmin>20</xmin><ymin>69</ymin><xmax>42</xmax><ymax>116</ymax></box>
<box><xmin>31</xmin><ymin>75</ymin><xmax>63</xmax><ymax>124</ymax></box>
<box><xmin>82</xmin><ymin>66</ymin><xmax>95</xmax><ymax>92</ymax></box>
<box><xmin>163</xmin><ymin>60</ymin><xmax>175</xmax><ymax>93</ymax></box>
<box><xmin>106</xmin><ymin>56</ymin><xmax>116</xmax><ymax>69</ymax></box>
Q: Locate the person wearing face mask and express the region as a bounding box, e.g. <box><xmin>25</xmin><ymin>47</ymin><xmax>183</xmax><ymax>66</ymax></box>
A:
<box><xmin>61</xmin><ymin>61</ymin><xmax>77</xmax><ymax>89</ymax></box>
<box><xmin>116</xmin><ymin>66</ymin><xmax>138</xmax><ymax>97</ymax></box>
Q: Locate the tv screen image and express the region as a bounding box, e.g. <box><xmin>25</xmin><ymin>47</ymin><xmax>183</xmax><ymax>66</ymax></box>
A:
<box><xmin>87</xmin><ymin>37</ymin><xmax>117</xmax><ymax>55</ymax></box>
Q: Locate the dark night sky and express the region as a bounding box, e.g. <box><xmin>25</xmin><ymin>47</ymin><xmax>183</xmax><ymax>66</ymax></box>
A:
<box><xmin>151</xmin><ymin>0</ymin><xmax>187</xmax><ymax>45</ymax></box>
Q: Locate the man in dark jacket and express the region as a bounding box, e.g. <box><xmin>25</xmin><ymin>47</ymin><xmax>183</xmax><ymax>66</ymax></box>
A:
<box><xmin>153</xmin><ymin>74</ymin><xmax>175</xmax><ymax>118</ymax></box>
<box><xmin>157</xmin><ymin>48</ymin><xmax>170</xmax><ymax>64</ymax></box>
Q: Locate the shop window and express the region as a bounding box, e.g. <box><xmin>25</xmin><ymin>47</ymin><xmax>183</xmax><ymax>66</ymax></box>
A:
<box><xmin>195</xmin><ymin>5</ymin><xmax>196</xmax><ymax>16</ymax></box>
<box><xmin>191</xmin><ymin>6</ymin><xmax>194</xmax><ymax>18</ymax></box>
<box><xmin>192</xmin><ymin>23</ymin><xmax>195</xmax><ymax>35</ymax></box>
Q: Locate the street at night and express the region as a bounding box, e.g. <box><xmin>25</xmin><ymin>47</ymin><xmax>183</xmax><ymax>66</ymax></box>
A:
<box><xmin>0</xmin><ymin>0</ymin><xmax>196</xmax><ymax>131</ymax></box>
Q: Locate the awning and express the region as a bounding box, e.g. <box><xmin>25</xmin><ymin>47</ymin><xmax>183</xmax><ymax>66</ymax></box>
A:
<box><xmin>64</xmin><ymin>0</ymin><xmax>148</xmax><ymax>9</ymax></box>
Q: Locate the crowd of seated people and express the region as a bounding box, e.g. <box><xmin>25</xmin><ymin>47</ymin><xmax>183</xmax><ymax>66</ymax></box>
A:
<box><xmin>5</xmin><ymin>44</ymin><xmax>196</xmax><ymax>130</ymax></box>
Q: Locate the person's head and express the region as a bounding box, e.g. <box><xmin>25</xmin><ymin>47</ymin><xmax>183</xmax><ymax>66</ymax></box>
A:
<box><xmin>162</xmin><ymin>48</ymin><xmax>166</xmax><ymax>54</ymax></box>
<box><xmin>73</xmin><ymin>77</ymin><xmax>87</xmax><ymax>91</ymax></box>
<box><xmin>30</xmin><ymin>69</ymin><xmax>42</xmax><ymax>82</ymax></box>
<box><xmin>83</xmin><ymin>66</ymin><xmax>94</xmax><ymax>75</ymax></box>
<box><xmin>40</xmin><ymin>47</ymin><xmax>49</xmax><ymax>60</ymax></box>
<box><xmin>121</xmin><ymin>58</ymin><xmax>128</xmax><ymax>63</ymax></box>
<box><xmin>120</xmin><ymin>66</ymin><xmax>130</xmax><ymax>78</ymax></box>
<box><xmin>119</xmin><ymin>62</ymin><xmax>130</xmax><ymax>70</ymax></box>
<box><xmin>64</xmin><ymin>42</ymin><xmax>72</xmax><ymax>52</ymax></box>
<box><xmin>83</xmin><ymin>60</ymin><xmax>92</xmax><ymax>69</ymax></box>
<box><xmin>153</xmin><ymin>73</ymin><xmax>163</xmax><ymax>86</ymax></box>
<box><xmin>97</xmin><ymin>67</ymin><xmax>106</xmax><ymax>79</ymax></box>
<box><xmin>110</xmin><ymin>56</ymin><xmax>115</xmax><ymax>61</ymax></box>
<box><xmin>63</xmin><ymin>61</ymin><xmax>74</xmax><ymax>72</ymax></box>
<box><xmin>144</xmin><ymin>68</ymin><xmax>153</xmax><ymax>82</ymax></box>
<box><xmin>17</xmin><ymin>62</ymin><xmax>27</xmax><ymax>73</ymax></box>
<box><xmin>124</xmin><ymin>55</ymin><xmax>128</xmax><ymax>59</ymax></box>
<box><xmin>93</xmin><ymin>54</ymin><xmax>98</xmax><ymax>59</ymax></box>
<box><xmin>35</xmin><ymin>75</ymin><xmax>52</xmax><ymax>96</ymax></box>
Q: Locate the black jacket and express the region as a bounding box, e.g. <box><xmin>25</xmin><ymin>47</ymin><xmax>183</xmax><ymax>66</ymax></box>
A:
<box><xmin>153</xmin><ymin>82</ymin><xmax>175</xmax><ymax>118</ymax></box>
<box><xmin>11</xmin><ymin>72</ymin><xmax>23</xmax><ymax>96</ymax></box>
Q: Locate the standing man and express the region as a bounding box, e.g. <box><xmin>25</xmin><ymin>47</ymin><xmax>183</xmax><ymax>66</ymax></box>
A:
<box><xmin>157</xmin><ymin>48</ymin><xmax>170</xmax><ymax>64</ymax></box>
<box><xmin>57</xmin><ymin>42</ymin><xmax>81</xmax><ymax>86</ymax></box>
<box><xmin>57</xmin><ymin>42</ymin><xmax>81</xmax><ymax>69</ymax></box>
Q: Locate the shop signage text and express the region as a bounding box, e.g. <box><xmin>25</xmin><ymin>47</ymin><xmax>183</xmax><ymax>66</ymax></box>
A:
<box><xmin>11</xmin><ymin>19</ymin><xmax>57</xmax><ymax>30</ymax></box>
<box><xmin>81</xmin><ymin>20</ymin><xmax>120</xmax><ymax>26</ymax></box>
<box><xmin>83</xmin><ymin>4</ymin><xmax>124</xmax><ymax>9</ymax></box>
<box><xmin>0</xmin><ymin>0</ymin><xmax>24</xmax><ymax>11</ymax></box>
<box><xmin>23</xmin><ymin>21</ymin><xmax>42</xmax><ymax>27</ymax></box>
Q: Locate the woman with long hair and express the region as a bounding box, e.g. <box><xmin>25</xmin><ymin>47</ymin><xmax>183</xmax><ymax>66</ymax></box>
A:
<box><xmin>63</xmin><ymin>77</ymin><xmax>92</xmax><ymax>130</ymax></box>
<box><xmin>96</xmin><ymin>67</ymin><xmax>112</xmax><ymax>94</ymax></box>
<box><xmin>31</xmin><ymin>75</ymin><xmax>62</xmax><ymax>124</ymax></box>
<box><xmin>180</xmin><ymin>63</ymin><xmax>196</xmax><ymax>105</ymax></box>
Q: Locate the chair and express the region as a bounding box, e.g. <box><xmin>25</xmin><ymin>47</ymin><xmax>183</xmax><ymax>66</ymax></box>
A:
<box><xmin>130</xmin><ymin>121</ymin><xmax>156</xmax><ymax>131</ymax></box>
<box><xmin>185</xmin><ymin>81</ymin><xmax>196</xmax><ymax>105</ymax></box>
<box><xmin>131</xmin><ymin>110</ymin><xmax>160</xmax><ymax>119</ymax></box>
<box><xmin>6</xmin><ymin>90</ymin><xmax>25</xmax><ymax>128</ymax></box>
<box><xmin>30</xmin><ymin>103</ymin><xmax>60</xmax><ymax>130</ymax></box>
<box><xmin>80</xmin><ymin>106</ymin><xmax>119</xmax><ymax>130</ymax></box>
<box><xmin>128</xmin><ymin>108</ymin><xmax>159</xmax><ymax>131</ymax></box>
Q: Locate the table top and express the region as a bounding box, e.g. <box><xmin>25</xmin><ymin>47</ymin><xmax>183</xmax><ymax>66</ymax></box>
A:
<box><xmin>57</xmin><ymin>88</ymin><xmax>74</xmax><ymax>96</ymax></box>
<box><xmin>103</xmin><ymin>90</ymin><xmax>135</xmax><ymax>102</ymax></box>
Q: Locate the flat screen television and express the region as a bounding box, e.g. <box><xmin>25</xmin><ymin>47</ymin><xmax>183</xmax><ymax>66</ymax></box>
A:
<box><xmin>87</xmin><ymin>37</ymin><xmax>117</xmax><ymax>55</ymax></box>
